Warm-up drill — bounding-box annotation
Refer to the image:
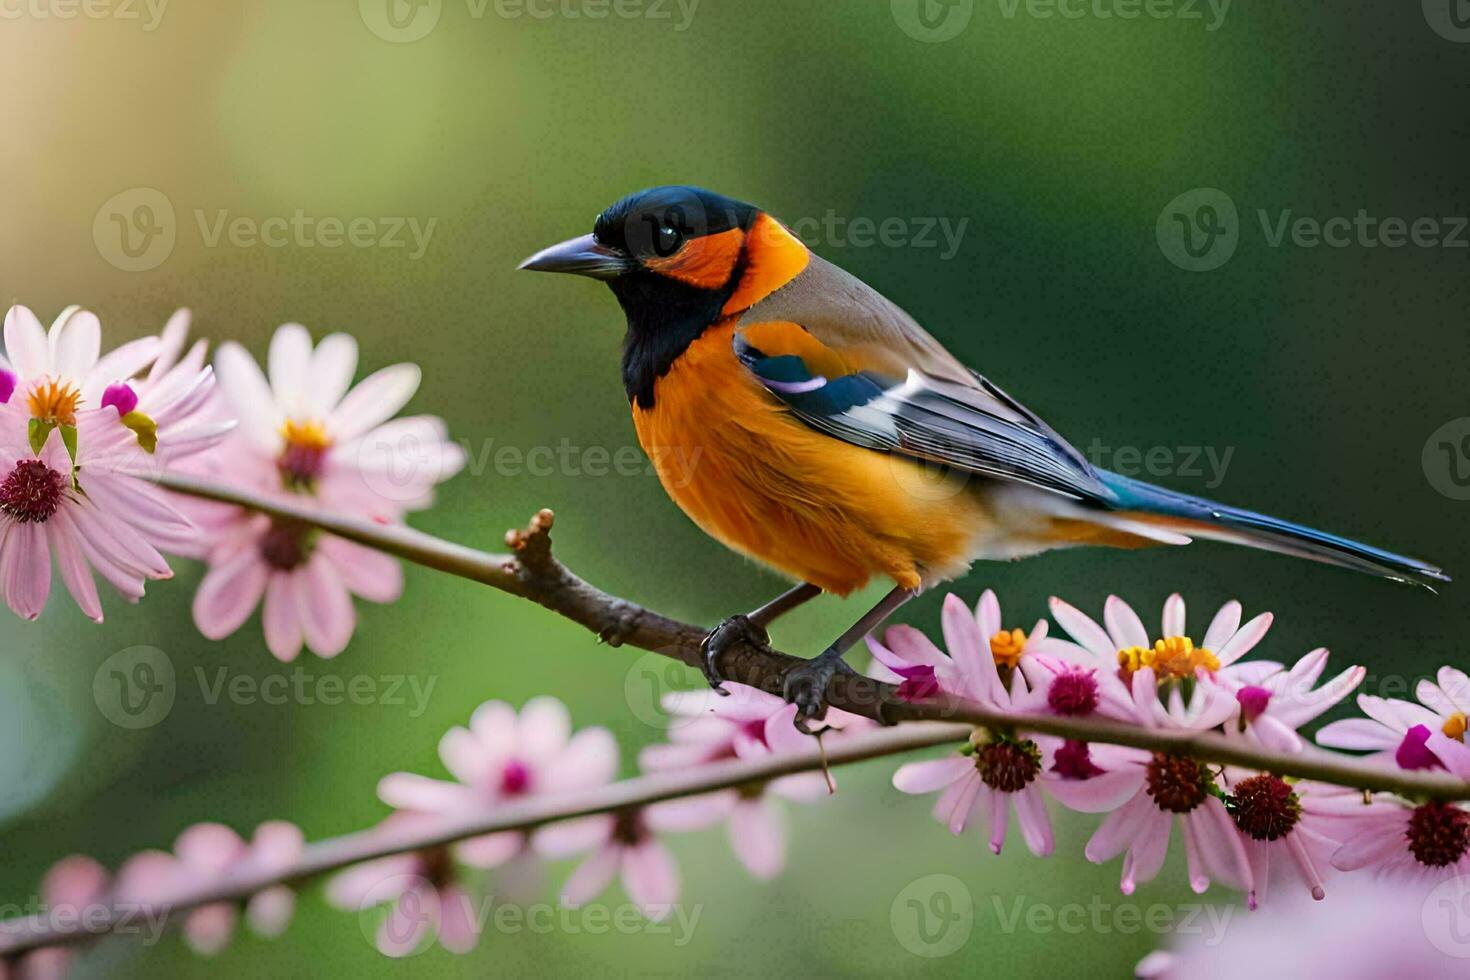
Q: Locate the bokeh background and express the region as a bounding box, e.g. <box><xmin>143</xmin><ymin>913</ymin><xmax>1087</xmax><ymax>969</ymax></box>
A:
<box><xmin>2</xmin><ymin>1</ymin><xmax>1468</xmax><ymax>976</ymax></box>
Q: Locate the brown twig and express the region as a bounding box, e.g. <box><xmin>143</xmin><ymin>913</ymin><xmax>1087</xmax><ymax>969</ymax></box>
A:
<box><xmin>0</xmin><ymin>722</ymin><xmax>971</xmax><ymax>957</ymax></box>
<box><xmin>151</xmin><ymin>471</ymin><xmax>1470</xmax><ymax>801</ymax></box>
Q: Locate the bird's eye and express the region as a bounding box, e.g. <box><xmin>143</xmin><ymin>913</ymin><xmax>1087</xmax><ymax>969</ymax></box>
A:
<box><xmin>656</xmin><ymin>223</ymin><xmax>683</xmax><ymax>255</ymax></box>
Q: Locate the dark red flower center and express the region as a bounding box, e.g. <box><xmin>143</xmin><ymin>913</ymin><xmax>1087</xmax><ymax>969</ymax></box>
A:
<box><xmin>1227</xmin><ymin>774</ymin><xmax>1301</xmax><ymax>841</ymax></box>
<box><xmin>500</xmin><ymin>759</ymin><xmax>530</xmax><ymax>795</ymax></box>
<box><xmin>259</xmin><ymin>519</ymin><xmax>314</xmax><ymax>571</ymax></box>
<box><xmin>975</xmin><ymin>739</ymin><xmax>1041</xmax><ymax>793</ymax></box>
<box><xmin>1145</xmin><ymin>753</ymin><xmax>1208</xmax><ymax>813</ymax></box>
<box><xmin>1407</xmin><ymin>801</ymin><xmax>1470</xmax><ymax>868</ymax></box>
<box><xmin>0</xmin><ymin>459</ymin><xmax>66</xmax><ymax>523</ymax></box>
<box><xmin>1048</xmin><ymin>668</ymin><xmax>1100</xmax><ymax>716</ymax></box>
<box><xmin>1051</xmin><ymin>739</ymin><xmax>1105</xmax><ymax>781</ymax></box>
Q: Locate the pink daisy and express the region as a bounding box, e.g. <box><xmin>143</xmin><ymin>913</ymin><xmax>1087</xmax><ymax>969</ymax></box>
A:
<box><xmin>325</xmin><ymin>813</ymin><xmax>481</xmax><ymax>958</ymax></box>
<box><xmin>377</xmin><ymin>697</ymin><xmax>618</xmax><ymax>871</ymax></box>
<box><xmin>885</xmin><ymin>593</ymin><xmax>1059</xmax><ymax>857</ymax></box>
<box><xmin>1220</xmin><ymin>770</ymin><xmax>1341</xmax><ymax>903</ymax></box>
<box><xmin>185</xmin><ymin>323</ymin><xmax>464</xmax><ymax>660</ymax></box>
<box><xmin>0</xmin><ymin>305</ymin><xmax>222</xmax><ymax>622</ymax></box>
<box><xmin>10</xmin><ymin>854</ymin><xmax>110</xmax><ymax>979</ymax></box>
<box><xmin>1222</xmin><ymin>648</ymin><xmax>1365</xmax><ymax>752</ymax></box>
<box><xmin>638</xmin><ymin>683</ymin><xmax>861</xmax><ymax>879</ymax></box>
<box><xmin>113</xmin><ymin>820</ymin><xmax>304</xmax><ymax>956</ymax></box>
<box><xmin>1083</xmin><ymin>667</ymin><xmax>1253</xmax><ymax>901</ymax></box>
<box><xmin>534</xmin><ymin>807</ymin><xmax>682</xmax><ymax>921</ymax></box>
<box><xmin>1317</xmin><ymin>668</ymin><xmax>1470</xmax><ymax>770</ymax></box>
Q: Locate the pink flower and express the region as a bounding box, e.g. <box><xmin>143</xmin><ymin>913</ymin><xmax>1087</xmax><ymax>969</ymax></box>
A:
<box><xmin>186</xmin><ymin>323</ymin><xmax>463</xmax><ymax>660</ymax></box>
<box><xmin>535</xmin><ymin>808</ymin><xmax>682</xmax><ymax>921</ymax></box>
<box><xmin>884</xmin><ymin>593</ymin><xmax>1058</xmax><ymax>856</ymax></box>
<box><xmin>0</xmin><ymin>306</ymin><xmax>222</xmax><ymax>622</ymax></box>
<box><xmin>377</xmin><ymin>697</ymin><xmax>618</xmax><ymax>870</ymax></box>
<box><xmin>1082</xmin><ymin>668</ymin><xmax>1253</xmax><ymax>901</ymax></box>
<box><xmin>1220</xmin><ymin>649</ymin><xmax>1365</xmax><ymax>752</ymax></box>
<box><xmin>1137</xmin><ymin>874</ymin><xmax>1470</xmax><ymax>978</ymax></box>
<box><xmin>325</xmin><ymin>814</ymin><xmax>481</xmax><ymax>958</ymax></box>
<box><xmin>638</xmin><ymin>684</ymin><xmax>858</xmax><ymax>878</ymax></box>
<box><xmin>1317</xmin><ymin>667</ymin><xmax>1470</xmax><ymax>770</ymax></box>
<box><xmin>11</xmin><ymin>854</ymin><xmax>110</xmax><ymax>980</ymax></box>
<box><xmin>113</xmin><ymin>820</ymin><xmax>304</xmax><ymax>956</ymax></box>
<box><xmin>1221</xmin><ymin>770</ymin><xmax>1341</xmax><ymax>904</ymax></box>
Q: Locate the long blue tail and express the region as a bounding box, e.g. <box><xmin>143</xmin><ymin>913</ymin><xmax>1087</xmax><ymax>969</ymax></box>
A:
<box><xmin>1097</xmin><ymin>470</ymin><xmax>1449</xmax><ymax>589</ymax></box>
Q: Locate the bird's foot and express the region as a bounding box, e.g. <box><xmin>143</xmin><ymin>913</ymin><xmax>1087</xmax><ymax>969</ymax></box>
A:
<box><xmin>700</xmin><ymin>614</ymin><xmax>771</xmax><ymax>694</ymax></box>
<box><xmin>782</xmin><ymin>647</ymin><xmax>856</xmax><ymax>734</ymax></box>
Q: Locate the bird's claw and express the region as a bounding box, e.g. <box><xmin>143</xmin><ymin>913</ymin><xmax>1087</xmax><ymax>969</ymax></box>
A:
<box><xmin>782</xmin><ymin>648</ymin><xmax>855</xmax><ymax>734</ymax></box>
<box><xmin>700</xmin><ymin>614</ymin><xmax>771</xmax><ymax>694</ymax></box>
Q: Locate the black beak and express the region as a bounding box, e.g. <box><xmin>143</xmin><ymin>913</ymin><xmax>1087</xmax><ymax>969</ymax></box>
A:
<box><xmin>518</xmin><ymin>233</ymin><xmax>631</xmax><ymax>280</ymax></box>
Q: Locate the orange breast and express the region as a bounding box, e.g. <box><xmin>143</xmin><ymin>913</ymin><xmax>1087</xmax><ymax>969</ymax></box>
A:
<box><xmin>631</xmin><ymin>321</ymin><xmax>989</xmax><ymax>595</ymax></box>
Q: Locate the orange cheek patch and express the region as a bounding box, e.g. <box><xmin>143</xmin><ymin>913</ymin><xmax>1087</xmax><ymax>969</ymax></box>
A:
<box><xmin>644</xmin><ymin>227</ymin><xmax>745</xmax><ymax>289</ymax></box>
<box><xmin>723</xmin><ymin>213</ymin><xmax>810</xmax><ymax>314</ymax></box>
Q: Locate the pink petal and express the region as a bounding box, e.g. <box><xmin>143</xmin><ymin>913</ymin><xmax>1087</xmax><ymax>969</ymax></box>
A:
<box><xmin>941</xmin><ymin>592</ymin><xmax>987</xmax><ymax>698</ymax></box>
<box><xmin>435</xmin><ymin>884</ymin><xmax>481</xmax><ymax>954</ymax></box>
<box><xmin>262</xmin><ymin>574</ymin><xmax>303</xmax><ymax>662</ymax></box>
<box><xmin>534</xmin><ymin>814</ymin><xmax>615</xmax><ymax>858</ymax></box>
<box><xmin>1331</xmin><ymin>822</ymin><xmax>1409</xmax><ymax>871</ymax></box>
<box><xmin>4</xmin><ymin>305</ymin><xmax>49</xmax><ymax>377</ymax></box>
<box><xmin>1315</xmin><ymin>718</ymin><xmax>1399</xmax><ymax>751</ymax></box>
<box><xmin>3</xmin><ymin>521</ymin><xmax>50</xmax><ymax>620</ymax></box>
<box><xmin>1104</xmin><ymin>595</ymin><xmax>1150</xmax><ymax>650</ymax></box>
<box><xmin>307</xmin><ymin>333</ymin><xmax>359</xmax><ymax>416</ymax></box>
<box><xmin>245</xmin><ymin>886</ymin><xmax>295</xmax><ymax>937</ymax></box>
<box><xmin>728</xmin><ymin>798</ymin><xmax>786</xmax><ymax>879</ymax></box>
<box><xmin>1119</xmin><ymin>809</ymin><xmax>1172</xmax><ymax>894</ymax></box>
<box><xmin>183</xmin><ymin>904</ymin><xmax>238</xmax><ymax>956</ymax></box>
<box><xmin>377</xmin><ymin>884</ymin><xmax>438</xmax><ymax>958</ymax></box>
<box><xmin>516</xmin><ymin>696</ymin><xmax>572</xmax><ymax>763</ymax></box>
<box><xmin>267</xmin><ymin>323</ymin><xmax>313</xmax><ymax>417</ymax></box>
<box><xmin>1161</xmin><ymin>593</ymin><xmax>1185</xmax><ymax>638</ymax></box>
<box><xmin>297</xmin><ymin>558</ymin><xmax>356</xmax><ymax>658</ymax></box>
<box><xmin>377</xmin><ymin>772</ymin><xmax>470</xmax><ymax>812</ymax></box>
<box><xmin>1085</xmin><ymin>789</ymin><xmax>1153</xmax><ymax>863</ymax></box>
<box><xmin>316</xmin><ymin>536</ymin><xmax>403</xmax><ymax>603</ymax></box>
<box><xmin>455</xmin><ymin>831</ymin><xmax>525</xmax><ymax>869</ymax></box>
<box><xmin>1044</xmin><ymin>768</ymin><xmax>1144</xmax><ymax>813</ymax></box>
<box><xmin>1215</xmin><ymin>612</ymin><xmax>1273</xmax><ymax>666</ymax></box>
<box><xmin>1013</xmin><ymin>786</ymin><xmax>1054</xmax><ymax>857</ymax></box>
<box><xmin>893</xmin><ymin>756</ymin><xmax>971</xmax><ymax>795</ymax></box>
<box><xmin>192</xmin><ymin>548</ymin><xmax>268</xmax><ymax>640</ymax></box>
<box><xmin>1200</xmin><ymin>600</ymin><xmax>1242</xmax><ymax>651</ymax></box>
<box><xmin>643</xmin><ymin>792</ymin><xmax>736</xmax><ymax>832</ymax></box>
<box><xmin>50</xmin><ymin>519</ymin><xmax>102</xmax><ymax>622</ymax></box>
<box><xmin>1048</xmin><ymin>596</ymin><xmax>1114</xmax><ymax>661</ymax></box>
<box><xmin>620</xmin><ymin>839</ymin><xmax>679</xmax><ymax>920</ymax></box>
<box><xmin>330</xmin><ymin>363</ymin><xmax>422</xmax><ymax>441</ymax></box>
<box><xmin>559</xmin><ymin>845</ymin><xmax>620</xmax><ymax>908</ymax></box>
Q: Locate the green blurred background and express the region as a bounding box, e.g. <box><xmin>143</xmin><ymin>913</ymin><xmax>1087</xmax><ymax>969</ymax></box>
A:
<box><xmin>2</xmin><ymin>1</ymin><xmax>1468</xmax><ymax>976</ymax></box>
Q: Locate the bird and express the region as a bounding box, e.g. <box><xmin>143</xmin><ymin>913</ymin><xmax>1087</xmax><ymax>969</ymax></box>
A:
<box><xmin>520</xmin><ymin>185</ymin><xmax>1446</xmax><ymax>726</ymax></box>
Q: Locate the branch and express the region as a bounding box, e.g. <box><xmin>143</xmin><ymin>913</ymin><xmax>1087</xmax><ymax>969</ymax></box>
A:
<box><xmin>0</xmin><ymin>721</ymin><xmax>971</xmax><ymax>957</ymax></box>
<box><xmin>153</xmin><ymin>471</ymin><xmax>1470</xmax><ymax>804</ymax></box>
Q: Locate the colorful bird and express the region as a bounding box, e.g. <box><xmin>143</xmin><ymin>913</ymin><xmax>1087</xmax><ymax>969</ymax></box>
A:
<box><xmin>521</xmin><ymin>186</ymin><xmax>1445</xmax><ymax>725</ymax></box>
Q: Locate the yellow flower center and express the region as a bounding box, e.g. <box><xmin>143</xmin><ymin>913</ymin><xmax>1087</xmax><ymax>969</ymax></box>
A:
<box><xmin>1444</xmin><ymin>712</ymin><xmax>1468</xmax><ymax>743</ymax></box>
<box><xmin>27</xmin><ymin>379</ymin><xmax>82</xmax><ymax>427</ymax></box>
<box><xmin>1118</xmin><ymin>636</ymin><xmax>1220</xmax><ymax>682</ymax></box>
<box><xmin>277</xmin><ymin>418</ymin><xmax>333</xmax><ymax>492</ymax></box>
<box><xmin>989</xmin><ymin>627</ymin><xmax>1027</xmax><ymax>669</ymax></box>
